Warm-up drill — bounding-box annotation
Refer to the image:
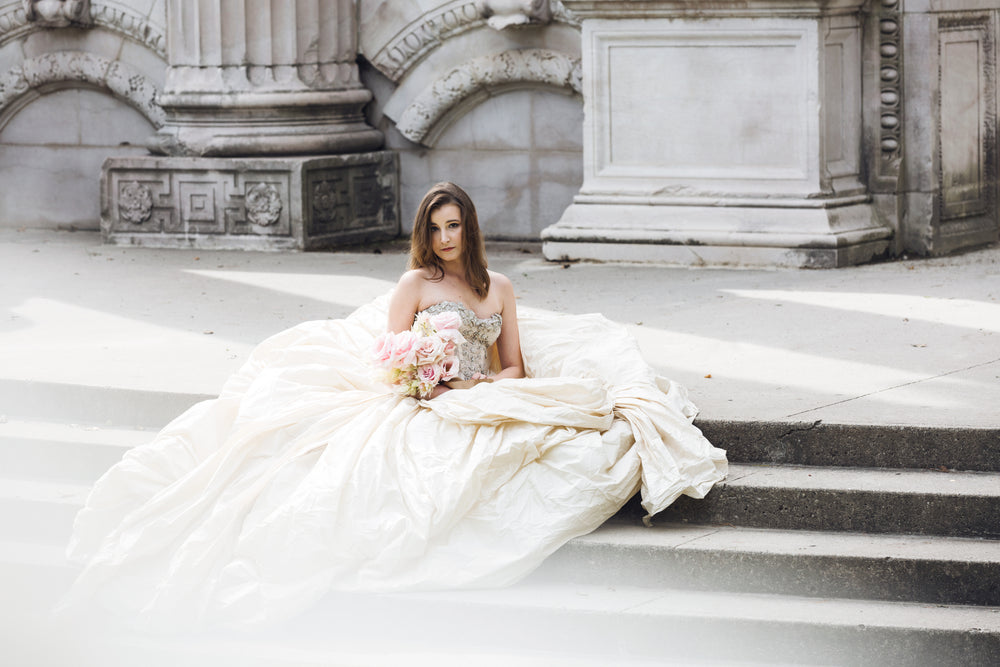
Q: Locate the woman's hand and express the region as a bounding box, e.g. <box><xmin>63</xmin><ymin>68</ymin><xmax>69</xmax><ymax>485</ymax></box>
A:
<box><xmin>443</xmin><ymin>373</ymin><xmax>493</xmax><ymax>391</ymax></box>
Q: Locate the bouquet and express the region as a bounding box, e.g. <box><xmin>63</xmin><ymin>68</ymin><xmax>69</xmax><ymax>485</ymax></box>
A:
<box><xmin>372</xmin><ymin>310</ymin><xmax>466</xmax><ymax>398</ymax></box>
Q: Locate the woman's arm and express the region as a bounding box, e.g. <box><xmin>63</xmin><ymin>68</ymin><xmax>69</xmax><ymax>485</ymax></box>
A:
<box><xmin>387</xmin><ymin>270</ymin><xmax>423</xmax><ymax>334</ymax></box>
<box><xmin>389</xmin><ymin>270</ymin><xmax>455</xmax><ymax>398</ymax></box>
<box><xmin>490</xmin><ymin>272</ymin><xmax>525</xmax><ymax>381</ymax></box>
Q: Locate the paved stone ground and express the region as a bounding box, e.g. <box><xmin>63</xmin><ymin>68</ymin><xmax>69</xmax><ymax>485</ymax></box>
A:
<box><xmin>2</xmin><ymin>229</ymin><xmax>998</xmax><ymax>427</ymax></box>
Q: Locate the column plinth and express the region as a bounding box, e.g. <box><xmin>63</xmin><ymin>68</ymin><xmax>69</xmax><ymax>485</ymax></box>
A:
<box><xmin>542</xmin><ymin>0</ymin><xmax>891</xmax><ymax>268</ymax></box>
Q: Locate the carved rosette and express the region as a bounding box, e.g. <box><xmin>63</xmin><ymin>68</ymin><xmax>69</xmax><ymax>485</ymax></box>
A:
<box><xmin>878</xmin><ymin>0</ymin><xmax>902</xmax><ymax>177</ymax></box>
<box><xmin>118</xmin><ymin>181</ymin><xmax>153</xmax><ymax>224</ymax></box>
<box><xmin>245</xmin><ymin>183</ymin><xmax>282</xmax><ymax>226</ymax></box>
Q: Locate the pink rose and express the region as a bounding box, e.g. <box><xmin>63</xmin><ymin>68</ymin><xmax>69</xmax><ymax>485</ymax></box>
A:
<box><xmin>372</xmin><ymin>333</ymin><xmax>394</xmax><ymax>366</ymax></box>
<box><xmin>440</xmin><ymin>357</ymin><xmax>460</xmax><ymax>381</ymax></box>
<box><xmin>430</xmin><ymin>311</ymin><xmax>462</xmax><ymax>332</ymax></box>
<box><xmin>416</xmin><ymin>363</ymin><xmax>443</xmax><ymax>397</ymax></box>
<box><xmin>436</xmin><ymin>327</ymin><xmax>466</xmax><ymax>346</ymax></box>
<box><xmin>390</xmin><ymin>330</ymin><xmax>418</xmax><ymax>368</ymax></box>
<box><xmin>418</xmin><ymin>363</ymin><xmax>442</xmax><ymax>386</ymax></box>
<box><xmin>415</xmin><ymin>335</ymin><xmax>445</xmax><ymax>365</ymax></box>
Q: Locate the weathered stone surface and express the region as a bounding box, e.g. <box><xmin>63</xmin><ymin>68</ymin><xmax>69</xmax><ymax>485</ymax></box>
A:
<box><xmin>543</xmin><ymin>0</ymin><xmax>895</xmax><ymax>267</ymax></box>
<box><xmin>101</xmin><ymin>152</ymin><xmax>399</xmax><ymax>250</ymax></box>
<box><xmin>696</xmin><ymin>420</ymin><xmax>1000</xmax><ymax>472</ymax></box>
<box><xmin>151</xmin><ymin>0</ymin><xmax>383</xmax><ymax>157</ymax></box>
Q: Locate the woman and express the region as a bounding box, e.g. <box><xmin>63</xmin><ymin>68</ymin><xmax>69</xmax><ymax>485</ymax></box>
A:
<box><xmin>388</xmin><ymin>181</ymin><xmax>523</xmax><ymax>397</ymax></box>
<box><xmin>60</xmin><ymin>182</ymin><xmax>727</xmax><ymax>630</ymax></box>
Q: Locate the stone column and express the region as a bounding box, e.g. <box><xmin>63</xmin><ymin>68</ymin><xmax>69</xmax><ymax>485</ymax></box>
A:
<box><xmin>151</xmin><ymin>0</ymin><xmax>382</xmax><ymax>157</ymax></box>
<box><xmin>542</xmin><ymin>0</ymin><xmax>891</xmax><ymax>268</ymax></box>
<box><xmin>102</xmin><ymin>0</ymin><xmax>398</xmax><ymax>250</ymax></box>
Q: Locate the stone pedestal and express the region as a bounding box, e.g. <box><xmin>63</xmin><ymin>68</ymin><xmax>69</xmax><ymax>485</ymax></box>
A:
<box><xmin>102</xmin><ymin>152</ymin><xmax>398</xmax><ymax>250</ymax></box>
<box><xmin>150</xmin><ymin>0</ymin><xmax>381</xmax><ymax>158</ymax></box>
<box><xmin>542</xmin><ymin>0</ymin><xmax>892</xmax><ymax>268</ymax></box>
<box><xmin>99</xmin><ymin>0</ymin><xmax>396</xmax><ymax>250</ymax></box>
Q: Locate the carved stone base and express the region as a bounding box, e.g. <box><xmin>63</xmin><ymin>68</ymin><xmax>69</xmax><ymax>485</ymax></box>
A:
<box><xmin>542</xmin><ymin>201</ymin><xmax>893</xmax><ymax>268</ymax></box>
<box><xmin>101</xmin><ymin>152</ymin><xmax>398</xmax><ymax>250</ymax></box>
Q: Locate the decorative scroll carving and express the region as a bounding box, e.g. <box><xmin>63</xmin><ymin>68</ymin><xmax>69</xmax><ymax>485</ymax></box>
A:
<box><xmin>876</xmin><ymin>0</ymin><xmax>902</xmax><ymax>180</ymax></box>
<box><xmin>395</xmin><ymin>48</ymin><xmax>581</xmax><ymax>145</ymax></box>
<box><xmin>118</xmin><ymin>181</ymin><xmax>153</xmax><ymax>224</ymax></box>
<box><xmin>245</xmin><ymin>183</ymin><xmax>283</xmax><ymax>227</ymax></box>
<box><xmin>0</xmin><ymin>51</ymin><xmax>164</xmax><ymax>127</ymax></box>
<box><xmin>371</xmin><ymin>0</ymin><xmax>578</xmax><ymax>81</ymax></box>
<box><xmin>1</xmin><ymin>2</ymin><xmax>166</xmax><ymax>57</ymax></box>
<box><xmin>22</xmin><ymin>0</ymin><xmax>90</xmax><ymax>27</ymax></box>
<box><xmin>477</xmin><ymin>0</ymin><xmax>551</xmax><ymax>30</ymax></box>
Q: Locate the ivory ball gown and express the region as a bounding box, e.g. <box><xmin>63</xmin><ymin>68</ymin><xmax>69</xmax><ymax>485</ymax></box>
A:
<box><xmin>61</xmin><ymin>296</ymin><xmax>728</xmax><ymax>629</ymax></box>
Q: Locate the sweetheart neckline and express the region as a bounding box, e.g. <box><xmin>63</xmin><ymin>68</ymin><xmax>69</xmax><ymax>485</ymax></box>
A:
<box><xmin>421</xmin><ymin>300</ymin><xmax>501</xmax><ymax>324</ymax></box>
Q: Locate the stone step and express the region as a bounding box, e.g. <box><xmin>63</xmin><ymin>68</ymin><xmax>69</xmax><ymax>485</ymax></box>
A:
<box><xmin>6</xmin><ymin>578</ymin><xmax>998</xmax><ymax>666</ymax></box>
<box><xmin>639</xmin><ymin>463</ymin><xmax>1000</xmax><ymax>538</ymax></box>
<box><xmin>0</xmin><ymin>478</ymin><xmax>89</xmax><ymax>545</ymax></box>
<box><xmin>0</xmin><ymin>419</ymin><xmax>145</xmax><ymax>483</ymax></box>
<box><xmin>0</xmin><ymin>540</ymin><xmax>75</xmax><ymax>613</ymax></box>
<box><xmin>532</xmin><ymin>522</ymin><xmax>1000</xmax><ymax>607</ymax></box>
<box><xmin>696</xmin><ymin>419</ymin><xmax>1000</xmax><ymax>472</ymax></box>
<box><xmin>240</xmin><ymin>585</ymin><xmax>1000</xmax><ymax>666</ymax></box>
<box><xmin>0</xmin><ymin>378</ymin><xmax>210</xmax><ymax>429</ymax></box>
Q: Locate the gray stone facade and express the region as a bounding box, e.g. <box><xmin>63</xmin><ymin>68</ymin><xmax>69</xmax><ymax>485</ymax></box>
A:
<box><xmin>1</xmin><ymin>0</ymin><xmax>998</xmax><ymax>263</ymax></box>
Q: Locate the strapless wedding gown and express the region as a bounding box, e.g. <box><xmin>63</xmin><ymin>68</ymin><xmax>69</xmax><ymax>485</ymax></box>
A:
<box><xmin>61</xmin><ymin>296</ymin><xmax>727</xmax><ymax>629</ymax></box>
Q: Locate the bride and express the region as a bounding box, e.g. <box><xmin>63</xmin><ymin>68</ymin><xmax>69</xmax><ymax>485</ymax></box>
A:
<box><xmin>60</xmin><ymin>182</ymin><xmax>728</xmax><ymax>629</ymax></box>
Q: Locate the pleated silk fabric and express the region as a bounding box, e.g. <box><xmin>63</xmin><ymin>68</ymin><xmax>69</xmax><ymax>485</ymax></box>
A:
<box><xmin>62</xmin><ymin>296</ymin><xmax>727</xmax><ymax>629</ymax></box>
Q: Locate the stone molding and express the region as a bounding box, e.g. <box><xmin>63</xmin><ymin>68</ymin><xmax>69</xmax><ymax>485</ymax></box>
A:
<box><xmin>369</xmin><ymin>0</ymin><xmax>578</xmax><ymax>81</ymax></box>
<box><xmin>0</xmin><ymin>1</ymin><xmax>166</xmax><ymax>57</ymax></box>
<box><xmin>0</xmin><ymin>50</ymin><xmax>164</xmax><ymax>128</ymax></box>
<box><xmin>876</xmin><ymin>0</ymin><xmax>902</xmax><ymax>183</ymax></box>
<box><xmin>560</xmin><ymin>0</ymin><xmax>865</xmax><ymax>19</ymax></box>
<box><xmin>395</xmin><ymin>48</ymin><xmax>581</xmax><ymax>145</ymax></box>
<box><xmin>936</xmin><ymin>12</ymin><xmax>996</xmax><ymax>226</ymax></box>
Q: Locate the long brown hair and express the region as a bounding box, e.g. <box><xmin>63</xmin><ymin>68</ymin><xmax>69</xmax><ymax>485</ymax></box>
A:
<box><xmin>409</xmin><ymin>182</ymin><xmax>490</xmax><ymax>299</ymax></box>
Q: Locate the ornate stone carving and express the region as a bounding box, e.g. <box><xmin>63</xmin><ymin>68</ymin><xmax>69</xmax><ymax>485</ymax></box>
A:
<box><xmin>21</xmin><ymin>0</ymin><xmax>90</xmax><ymax>27</ymax></box>
<box><xmin>0</xmin><ymin>51</ymin><xmax>164</xmax><ymax>128</ymax></box>
<box><xmin>1</xmin><ymin>3</ymin><xmax>166</xmax><ymax>56</ymax></box>
<box><xmin>245</xmin><ymin>183</ymin><xmax>282</xmax><ymax>227</ymax></box>
<box><xmin>876</xmin><ymin>0</ymin><xmax>902</xmax><ymax>179</ymax></box>
<box><xmin>395</xmin><ymin>48</ymin><xmax>581</xmax><ymax>145</ymax></box>
<box><xmin>370</xmin><ymin>1</ymin><xmax>578</xmax><ymax>81</ymax></box>
<box><xmin>118</xmin><ymin>181</ymin><xmax>153</xmax><ymax>224</ymax></box>
<box><xmin>312</xmin><ymin>179</ymin><xmax>346</xmax><ymax>230</ymax></box>
<box><xmin>477</xmin><ymin>0</ymin><xmax>551</xmax><ymax>30</ymax></box>
<box><xmin>103</xmin><ymin>153</ymin><xmax>398</xmax><ymax>250</ymax></box>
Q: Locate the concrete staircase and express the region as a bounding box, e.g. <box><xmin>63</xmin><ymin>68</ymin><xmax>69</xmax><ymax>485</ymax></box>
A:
<box><xmin>1</xmin><ymin>380</ymin><xmax>998</xmax><ymax>665</ymax></box>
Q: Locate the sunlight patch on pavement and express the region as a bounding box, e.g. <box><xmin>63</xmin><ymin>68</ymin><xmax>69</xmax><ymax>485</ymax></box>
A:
<box><xmin>184</xmin><ymin>270</ymin><xmax>397</xmax><ymax>309</ymax></box>
<box><xmin>722</xmin><ymin>290</ymin><xmax>1000</xmax><ymax>332</ymax></box>
<box><xmin>628</xmin><ymin>325</ymin><xmax>972</xmax><ymax>410</ymax></box>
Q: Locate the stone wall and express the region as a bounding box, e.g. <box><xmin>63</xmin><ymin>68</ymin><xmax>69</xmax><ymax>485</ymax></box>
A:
<box><xmin>0</xmin><ymin>0</ymin><xmax>167</xmax><ymax>230</ymax></box>
<box><xmin>1</xmin><ymin>0</ymin><xmax>997</xmax><ymax>261</ymax></box>
<box><xmin>359</xmin><ymin>1</ymin><xmax>584</xmax><ymax>240</ymax></box>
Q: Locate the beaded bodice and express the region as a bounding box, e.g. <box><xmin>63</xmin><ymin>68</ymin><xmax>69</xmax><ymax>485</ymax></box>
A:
<box><xmin>417</xmin><ymin>301</ymin><xmax>502</xmax><ymax>380</ymax></box>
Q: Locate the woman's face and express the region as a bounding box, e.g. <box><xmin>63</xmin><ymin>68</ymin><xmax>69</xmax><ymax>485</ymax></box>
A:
<box><xmin>429</xmin><ymin>203</ymin><xmax>463</xmax><ymax>263</ymax></box>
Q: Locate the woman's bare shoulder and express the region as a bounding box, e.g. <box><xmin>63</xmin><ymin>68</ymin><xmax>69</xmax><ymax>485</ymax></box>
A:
<box><xmin>396</xmin><ymin>268</ymin><xmax>433</xmax><ymax>290</ymax></box>
<box><xmin>488</xmin><ymin>270</ymin><xmax>514</xmax><ymax>294</ymax></box>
